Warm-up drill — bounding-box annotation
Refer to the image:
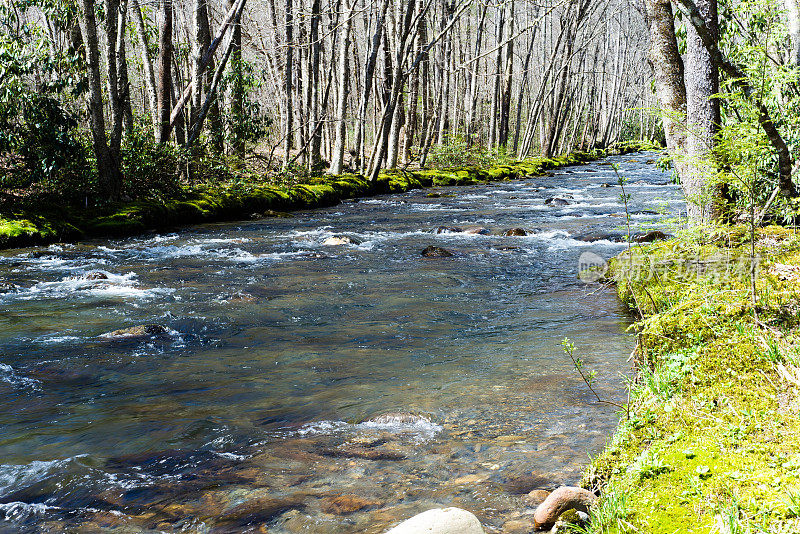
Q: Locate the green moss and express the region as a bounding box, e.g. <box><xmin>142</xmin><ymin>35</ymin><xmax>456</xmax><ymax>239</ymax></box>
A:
<box><xmin>583</xmin><ymin>226</ymin><xmax>800</xmax><ymax>533</ymax></box>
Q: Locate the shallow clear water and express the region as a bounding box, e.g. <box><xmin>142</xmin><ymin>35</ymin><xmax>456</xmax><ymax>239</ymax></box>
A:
<box><xmin>0</xmin><ymin>153</ymin><xmax>683</xmax><ymax>533</ymax></box>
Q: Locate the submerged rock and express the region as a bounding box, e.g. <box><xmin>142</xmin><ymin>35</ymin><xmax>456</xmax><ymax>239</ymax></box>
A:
<box><xmin>436</xmin><ymin>226</ymin><xmax>463</xmax><ymax>234</ymax></box>
<box><xmin>524</xmin><ymin>489</ymin><xmax>551</xmax><ymax>508</ymax></box>
<box><xmin>321</xmin><ymin>494</ymin><xmax>381</xmax><ymax>515</ymax></box>
<box><xmin>216</xmin><ymin>496</ymin><xmax>304</xmax><ymax>528</ymax></box>
<box><xmin>503</xmin><ymin>228</ymin><xmax>528</xmax><ymax>237</ymax></box>
<box><xmin>502</xmin><ymin>473</ymin><xmax>551</xmax><ymax>494</ymax></box>
<box><xmin>319</xmin><ymin>446</ymin><xmax>406</xmax><ymax>461</ymax></box>
<box><xmin>533</xmin><ymin>486</ymin><xmax>596</xmax><ymax>530</ymax></box>
<box><xmin>100</xmin><ymin>324</ymin><xmax>168</xmax><ymax>340</ymax></box>
<box><xmin>385</xmin><ymin>507</ymin><xmax>485</xmax><ymax>534</ymax></box>
<box><xmin>421</xmin><ymin>246</ymin><xmax>454</xmax><ymax>258</ymax></box>
<box><xmin>635</xmin><ymin>230</ymin><xmax>668</xmax><ymax>243</ymax></box>
<box><xmin>501</xmin><ymin>515</ymin><xmax>536</xmax><ymax>534</ymax></box>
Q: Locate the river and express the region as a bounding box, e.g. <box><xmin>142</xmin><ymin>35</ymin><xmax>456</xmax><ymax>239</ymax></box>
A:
<box><xmin>0</xmin><ymin>152</ymin><xmax>683</xmax><ymax>532</ymax></box>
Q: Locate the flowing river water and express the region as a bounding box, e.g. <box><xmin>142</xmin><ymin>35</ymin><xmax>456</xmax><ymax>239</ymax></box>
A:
<box><xmin>0</xmin><ymin>153</ymin><xmax>683</xmax><ymax>533</ymax></box>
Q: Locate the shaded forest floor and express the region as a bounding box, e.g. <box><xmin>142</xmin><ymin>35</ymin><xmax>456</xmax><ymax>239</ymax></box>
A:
<box><xmin>581</xmin><ymin>225</ymin><xmax>800</xmax><ymax>533</ymax></box>
<box><xmin>0</xmin><ymin>143</ymin><xmax>648</xmax><ymax>250</ymax></box>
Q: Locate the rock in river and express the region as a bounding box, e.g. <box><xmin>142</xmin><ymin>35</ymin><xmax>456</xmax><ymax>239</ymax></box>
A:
<box><xmin>436</xmin><ymin>226</ymin><xmax>463</xmax><ymax>234</ymax></box>
<box><xmin>545</xmin><ymin>197</ymin><xmax>570</xmax><ymax>206</ymax></box>
<box><xmin>323</xmin><ymin>235</ymin><xmax>361</xmax><ymax>246</ymax></box>
<box><xmin>503</xmin><ymin>228</ymin><xmax>528</xmax><ymax>237</ymax></box>
<box><xmin>533</xmin><ymin>486</ymin><xmax>596</xmax><ymax>530</ymax></box>
<box><xmin>421</xmin><ymin>246</ymin><xmax>454</xmax><ymax>258</ymax></box>
<box><xmin>385</xmin><ymin>507</ymin><xmax>485</xmax><ymax>534</ymax></box>
<box><xmin>85</xmin><ymin>271</ymin><xmax>109</xmax><ymax>280</ymax></box>
<box><xmin>100</xmin><ymin>324</ymin><xmax>168</xmax><ymax>340</ymax></box>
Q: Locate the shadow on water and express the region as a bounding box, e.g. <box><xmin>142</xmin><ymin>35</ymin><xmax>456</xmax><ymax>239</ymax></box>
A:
<box><xmin>0</xmin><ymin>153</ymin><xmax>684</xmax><ymax>532</ymax></box>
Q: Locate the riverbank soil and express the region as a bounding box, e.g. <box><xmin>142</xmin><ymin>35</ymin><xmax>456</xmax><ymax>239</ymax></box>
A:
<box><xmin>0</xmin><ymin>143</ymin><xmax>650</xmax><ymax>250</ymax></box>
<box><xmin>583</xmin><ymin>225</ymin><xmax>800</xmax><ymax>533</ymax></box>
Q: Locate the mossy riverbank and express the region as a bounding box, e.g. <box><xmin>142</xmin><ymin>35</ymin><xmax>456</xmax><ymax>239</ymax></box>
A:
<box><xmin>580</xmin><ymin>226</ymin><xmax>800</xmax><ymax>533</ymax></box>
<box><xmin>0</xmin><ymin>144</ymin><xmax>646</xmax><ymax>250</ymax></box>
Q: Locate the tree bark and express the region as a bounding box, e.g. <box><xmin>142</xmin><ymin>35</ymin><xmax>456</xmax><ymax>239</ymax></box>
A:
<box><xmin>155</xmin><ymin>0</ymin><xmax>173</xmax><ymax>145</ymax></box>
<box><xmin>132</xmin><ymin>0</ymin><xmax>159</xmax><ymax>138</ymax></box>
<box><xmin>282</xmin><ymin>0</ymin><xmax>293</xmax><ymax>167</ymax></box>
<box><xmin>78</xmin><ymin>0</ymin><xmax>122</xmax><ymax>200</ymax></box>
<box><xmin>329</xmin><ymin>0</ymin><xmax>354</xmax><ymax>174</ymax></box>
<box><xmin>684</xmin><ymin>0</ymin><xmax>722</xmax><ymax>223</ymax></box>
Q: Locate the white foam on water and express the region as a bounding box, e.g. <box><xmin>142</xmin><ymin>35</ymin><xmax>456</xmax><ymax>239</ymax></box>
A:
<box><xmin>358</xmin><ymin>416</ymin><xmax>443</xmax><ymax>440</ymax></box>
<box><xmin>213</xmin><ymin>452</ymin><xmax>249</xmax><ymax>461</ymax></box>
<box><xmin>1</xmin><ymin>272</ymin><xmax>173</xmax><ymax>303</ymax></box>
<box><xmin>296</xmin><ymin>420</ymin><xmax>350</xmax><ymax>436</ymax></box>
<box><xmin>407</xmin><ymin>203</ymin><xmax>465</xmax><ymax>213</ymax></box>
<box><xmin>522</xmin><ymin>230</ymin><xmax>627</xmax><ymax>251</ymax></box>
<box><xmin>0</xmin><ymin>363</ymin><xmax>40</xmax><ymax>391</ymax></box>
<box><xmin>294</xmin><ymin>416</ymin><xmax>442</xmax><ymax>442</ymax></box>
<box><xmin>33</xmin><ymin>334</ymin><xmax>83</xmax><ymax>346</ymax></box>
<box><xmin>0</xmin><ymin>502</ymin><xmax>61</xmax><ymax>522</ymax></box>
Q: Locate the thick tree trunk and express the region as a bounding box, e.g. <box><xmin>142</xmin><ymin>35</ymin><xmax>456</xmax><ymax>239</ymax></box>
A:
<box><xmin>644</xmin><ymin>0</ymin><xmax>687</xmax><ymax>157</ymax></box>
<box><xmin>684</xmin><ymin>0</ymin><xmax>722</xmax><ymax>223</ymax></box>
<box><xmin>785</xmin><ymin>0</ymin><xmax>800</xmax><ymax>66</ymax></box>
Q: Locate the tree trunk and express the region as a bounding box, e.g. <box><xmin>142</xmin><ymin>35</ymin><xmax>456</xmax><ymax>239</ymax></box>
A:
<box><xmin>497</xmin><ymin>0</ymin><xmax>514</xmax><ymax>148</ymax></box>
<box><xmin>330</xmin><ymin>0</ymin><xmax>354</xmax><ymax>174</ymax></box>
<box><xmin>230</xmin><ymin>0</ymin><xmax>245</xmax><ymax>159</ymax></box>
<box><xmin>156</xmin><ymin>0</ymin><xmax>173</xmax><ymax>145</ymax></box>
<box><xmin>132</xmin><ymin>0</ymin><xmax>159</xmax><ymax>138</ymax></box>
<box><xmin>644</xmin><ymin>0</ymin><xmax>687</xmax><ymax>171</ymax></box>
<box><xmin>307</xmin><ymin>0</ymin><xmax>322</xmax><ymax>170</ymax></box>
<box><xmin>78</xmin><ymin>0</ymin><xmax>122</xmax><ymax>200</ymax></box>
<box><xmin>684</xmin><ymin>0</ymin><xmax>721</xmax><ymax>223</ymax></box>
<box><xmin>355</xmin><ymin>0</ymin><xmax>389</xmax><ymax>174</ymax></box>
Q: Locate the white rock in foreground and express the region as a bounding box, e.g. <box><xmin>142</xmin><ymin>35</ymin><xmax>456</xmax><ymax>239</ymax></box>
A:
<box><xmin>385</xmin><ymin>507</ymin><xmax>485</xmax><ymax>534</ymax></box>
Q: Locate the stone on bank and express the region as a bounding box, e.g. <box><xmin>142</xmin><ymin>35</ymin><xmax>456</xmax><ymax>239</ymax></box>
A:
<box><xmin>385</xmin><ymin>507</ymin><xmax>485</xmax><ymax>534</ymax></box>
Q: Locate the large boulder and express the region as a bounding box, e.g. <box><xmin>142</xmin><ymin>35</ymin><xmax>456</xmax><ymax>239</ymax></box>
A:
<box><xmin>385</xmin><ymin>507</ymin><xmax>485</xmax><ymax>534</ymax></box>
<box><xmin>533</xmin><ymin>486</ymin><xmax>596</xmax><ymax>530</ymax></box>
